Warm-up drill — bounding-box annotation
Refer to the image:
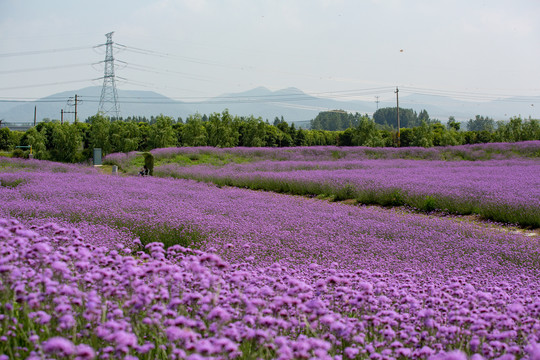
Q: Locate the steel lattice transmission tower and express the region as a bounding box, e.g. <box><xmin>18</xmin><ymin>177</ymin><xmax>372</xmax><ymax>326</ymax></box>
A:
<box><xmin>98</xmin><ymin>32</ymin><xmax>121</xmax><ymax>119</ymax></box>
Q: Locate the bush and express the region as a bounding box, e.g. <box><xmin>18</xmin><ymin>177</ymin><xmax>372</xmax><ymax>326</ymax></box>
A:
<box><xmin>143</xmin><ymin>152</ymin><xmax>155</xmax><ymax>176</ymax></box>
<box><xmin>11</xmin><ymin>149</ymin><xmax>25</xmax><ymax>158</ymax></box>
<box><xmin>423</xmin><ymin>195</ymin><xmax>438</xmax><ymax>212</ymax></box>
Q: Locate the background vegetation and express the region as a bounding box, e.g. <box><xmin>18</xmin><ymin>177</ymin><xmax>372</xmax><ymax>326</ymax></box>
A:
<box><xmin>0</xmin><ymin>107</ymin><xmax>539</xmax><ymax>163</ymax></box>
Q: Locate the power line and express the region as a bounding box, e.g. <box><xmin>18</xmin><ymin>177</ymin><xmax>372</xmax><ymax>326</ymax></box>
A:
<box><xmin>0</xmin><ymin>63</ymin><xmax>93</xmax><ymax>75</ymax></box>
<box><xmin>117</xmin><ymin>60</ymin><xmax>216</xmax><ymax>82</ymax></box>
<box><xmin>114</xmin><ymin>43</ymin><xmax>233</xmax><ymax>68</ymax></box>
<box><xmin>400</xmin><ymin>86</ymin><xmax>540</xmax><ymax>102</ymax></box>
<box><xmin>0</xmin><ymin>99</ymin><xmax>69</xmax><ymax>103</ymax></box>
<box><xmin>0</xmin><ymin>46</ymin><xmax>92</xmax><ymax>57</ymax></box>
<box><xmin>0</xmin><ymin>79</ymin><xmax>96</xmax><ymax>91</ymax></box>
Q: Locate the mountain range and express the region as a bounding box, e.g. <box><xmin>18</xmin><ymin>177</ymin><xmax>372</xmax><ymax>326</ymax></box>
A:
<box><xmin>1</xmin><ymin>86</ymin><xmax>538</xmax><ymax>126</ymax></box>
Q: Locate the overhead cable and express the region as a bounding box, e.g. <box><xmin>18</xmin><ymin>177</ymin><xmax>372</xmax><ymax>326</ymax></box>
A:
<box><xmin>0</xmin><ymin>63</ymin><xmax>94</xmax><ymax>75</ymax></box>
<box><xmin>0</xmin><ymin>79</ymin><xmax>96</xmax><ymax>91</ymax></box>
<box><xmin>0</xmin><ymin>46</ymin><xmax>92</xmax><ymax>57</ymax></box>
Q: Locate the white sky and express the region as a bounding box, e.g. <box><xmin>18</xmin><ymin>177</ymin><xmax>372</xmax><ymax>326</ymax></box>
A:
<box><xmin>1</xmin><ymin>0</ymin><xmax>539</xmax><ymax>102</ymax></box>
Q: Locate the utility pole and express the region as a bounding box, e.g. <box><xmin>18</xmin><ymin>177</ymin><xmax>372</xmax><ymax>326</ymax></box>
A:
<box><xmin>98</xmin><ymin>32</ymin><xmax>121</xmax><ymax>119</ymax></box>
<box><xmin>61</xmin><ymin>109</ymin><xmax>64</xmax><ymax>125</ymax></box>
<box><xmin>395</xmin><ymin>87</ymin><xmax>400</xmax><ymax>147</ymax></box>
<box><xmin>375</xmin><ymin>96</ymin><xmax>380</xmax><ymax>110</ymax></box>
<box><xmin>68</xmin><ymin>94</ymin><xmax>80</xmax><ymax>122</ymax></box>
<box><xmin>74</xmin><ymin>94</ymin><xmax>78</xmax><ymax>122</ymax></box>
<box><xmin>33</xmin><ymin>106</ymin><xmax>37</xmax><ymax>127</ymax></box>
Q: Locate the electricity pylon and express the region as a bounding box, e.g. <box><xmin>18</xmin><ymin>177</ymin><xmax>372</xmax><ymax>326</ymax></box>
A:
<box><xmin>98</xmin><ymin>32</ymin><xmax>121</xmax><ymax>119</ymax></box>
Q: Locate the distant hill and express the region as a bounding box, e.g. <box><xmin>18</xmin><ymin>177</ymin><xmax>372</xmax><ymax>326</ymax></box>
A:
<box><xmin>0</xmin><ymin>87</ymin><xmax>192</xmax><ymax>124</ymax></box>
<box><xmin>1</xmin><ymin>86</ymin><xmax>538</xmax><ymax>125</ymax></box>
<box><xmin>193</xmin><ymin>87</ymin><xmax>376</xmax><ymax>123</ymax></box>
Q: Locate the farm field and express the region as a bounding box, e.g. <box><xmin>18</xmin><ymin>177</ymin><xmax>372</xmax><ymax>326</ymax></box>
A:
<box><xmin>1</xmin><ymin>145</ymin><xmax>540</xmax><ymax>359</ymax></box>
<box><xmin>107</xmin><ymin>142</ymin><xmax>540</xmax><ymax>228</ymax></box>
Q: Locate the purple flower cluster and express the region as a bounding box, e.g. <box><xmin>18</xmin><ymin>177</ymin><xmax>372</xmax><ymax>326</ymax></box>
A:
<box><xmin>1</xmin><ymin>218</ymin><xmax>540</xmax><ymax>359</ymax></box>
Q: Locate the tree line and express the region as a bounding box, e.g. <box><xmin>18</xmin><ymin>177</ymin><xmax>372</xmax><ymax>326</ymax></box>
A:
<box><xmin>0</xmin><ymin>108</ymin><xmax>538</xmax><ymax>163</ymax></box>
<box><xmin>312</xmin><ymin>108</ymin><xmax>539</xmax><ymax>147</ymax></box>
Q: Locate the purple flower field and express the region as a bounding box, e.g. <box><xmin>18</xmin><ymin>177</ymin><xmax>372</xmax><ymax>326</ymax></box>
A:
<box><xmin>1</xmin><ymin>156</ymin><xmax>540</xmax><ymax>359</ymax></box>
<box><xmin>146</xmin><ymin>141</ymin><xmax>540</xmax><ymax>162</ymax></box>
<box><xmin>155</xmin><ymin>157</ymin><xmax>540</xmax><ymax>227</ymax></box>
<box><xmin>128</xmin><ymin>143</ymin><xmax>540</xmax><ymax>227</ymax></box>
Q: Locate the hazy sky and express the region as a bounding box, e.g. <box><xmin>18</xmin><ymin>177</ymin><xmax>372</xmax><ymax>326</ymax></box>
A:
<box><xmin>1</xmin><ymin>0</ymin><xmax>539</xmax><ymax>103</ymax></box>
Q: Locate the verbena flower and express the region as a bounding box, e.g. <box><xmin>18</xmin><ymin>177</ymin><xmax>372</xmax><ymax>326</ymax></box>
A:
<box><xmin>42</xmin><ymin>337</ymin><xmax>75</xmax><ymax>356</ymax></box>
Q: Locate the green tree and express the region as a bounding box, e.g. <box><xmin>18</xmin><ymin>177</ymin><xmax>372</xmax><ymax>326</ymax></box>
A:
<box><xmin>294</xmin><ymin>128</ymin><xmax>309</xmax><ymax>146</ymax></box>
<box><xmin>476</xmin><ymin>130</ymin><xmax>492</xmax><ymax>143</ymax></box>
<box><xmin>72</xmin><ymin>122</ymin><xmax>91</xmax><ymax>161</ymax></box>
<box><xmin>463</xmin><ymin>131</ymin><xmax>477</xmax><ymax>144</ymax></box>
<box><xmin>311</xmin><ymin>130</ymin><xmax>336</xmax><ymax>146</ymax></box>
<box><xmin>137</xmin><ymin>122</ymin><xmax>152</xmax><ymax>151</ymax></box>
<box><xmin>446</xmin><ymin>116</ymin><xmax>461</xmax><ymax>131</ymax></box>
<box><xmin>373</xmin><ymin>107</ymin><xmax>420</xmax><ymax>128</ymax></box>
<box><xmin>433</xmin><ymin>123</ymin><xmax>460</xmax><ymax>146</ymax></box>
<box><xmin>149</xmin><ymin>115</ymin><xmax>176</xmax><ymax>149</ymax></box>
<box><xmin>276</xmin><ymin>119</ymin><xmax>290</xmax><ymax>135</ymax></box>
<box><xmin>35</xmin><ymin>121</ymin><xmax>59</xmax><ymax>151</ymax></box>
<box><xmin>380</xmin><ymin>129</ymin><xmax>394</xmax><ymax>147</ymax></box>
<box><xmin>88</xmin><ymin>113</ymin><xmax>111</xmax><ymax>155</ymax></box>
<box><xmin>182</xmin><ymin>114</ymin><xmax>208</xmax><ymax>146</ymax></box>
<box><xmin>288</xmin><ymin>122</ymin><xmax>298</xmax><ymax>141</ymax></box>
<box><xmin>263</xmin><ymin>124</ymin><xmax>282</xmax><ymax>147</ymax></box>
<box><xmin>309</xmin><ymin>130</ymin><xmax>333</xmax><ymax>145</ymax></box>
<box><xmin>522</xmin><ymin>119</ymin><xmax>540</xmax><ymax>140</ymax></box>
<box><xmin>399</xmin><ymin>128</ymin><xmax>414</xmax><ymax>147</ymax></box>
<box><xmin>49</xmin><ymin>123</ymin><xmax>82</xmax><ymax>162</ymax></box>
<box><xmin>206</xmin><ymin>110</ymin><xmax>239</xmax><ymax>147</ymax></box>
<box><xmin>498</xmin><ymin>117</ymin><xmax>523</xmax><ymax>142</ymax></box>
<box><xmin>20</xmin><ymin>127</ymin><xmax>48</xmax><ymax>159</ymax></box>
<box><xmin>238</xmin><ymin>116</ymin><xmax>266</xmax><ymax>147</ymax></box>
<box><xmin>351</xmin><ymin>117</ymin><xmax>384</xmax><ymax>147</ymax></box>
<box><xmin>337</xmin><ymin>128</ymin><xmax>354</xmax><ymax>146</ymax></box>
<box><xmin>274</xmin><ymin>125</ymin><xmax>293</xmax><ymax>147</ymax></box>
<box><xmin>172</xmin><ymin>122</ymin><xmax>185</xmax><ymax>146</ymax></box>
<box><xmin>0</xmin><ymin>127</ymin><xmax>15</xmax><ymax>151</ymax></box>
<box><xmin>311</xmin><ymin>111</ymin><xmax>342</xmax><ymax>131</ymax></box>
<box><xmin>110</xmin><ymin>121</ymin><xmax>141</xmax><ymax>153</ymax></box>
<box><xmin>411</xmin><ymin>120</ymin><xmax>434</xmax><ymax>147</ymax></box>
<box><xmin>418</xmin><ymin>109</ymin><xmax>430</xmax><ymax>124</ymax></box>
<box><xmin>467</xmin><ymin>115</ymin><xmax>495</xmax><ymax>132</ymax></box>
<box><xmin>310</xmin><ymin>110</ymin><xmax>362</xmax><ymax>131</ymax></box>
